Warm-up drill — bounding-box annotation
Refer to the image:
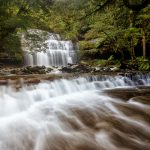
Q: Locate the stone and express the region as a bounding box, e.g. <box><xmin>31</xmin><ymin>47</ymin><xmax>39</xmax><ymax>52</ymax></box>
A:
<box><xmin>0</xmin><ymin>80</ymin><xmax>7</xmax><ymax>85</ymax></box>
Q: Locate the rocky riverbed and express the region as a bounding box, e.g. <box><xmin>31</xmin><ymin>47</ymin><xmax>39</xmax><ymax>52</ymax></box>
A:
<box><xmin>0</xmin><ymin>74</ymin><xmax>149</xmax><ymax>150</ymax></box>
<box><xmin>0</xmin><ymin>63</ymin><xmax>149</xmax><ymax>88</ymax></box>
<box><xmin>0</xmin><ymin>64</ymin><xmax>116</xmax><ymax>75</ymax></box>
<box><xmin>0</xmin><ymin>63</ymin><xmax>149</xmax><ymax>76</ymax></box>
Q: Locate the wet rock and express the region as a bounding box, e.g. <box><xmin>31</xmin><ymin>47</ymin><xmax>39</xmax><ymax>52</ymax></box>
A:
<box><xmin>46</xmin><ymin>67</ymin><xmax>53</xmax><ymax>73</ymax></box>
<box><xmin>137</xmin><ymin>79</ymin><xmax>145</xmax><ymax>85</ymax></box>
<box><xmin>70</xmin><ymin>64</ymin><xmax>91</xmax><ymax>73</ymax></box>
<box><xmin>26</xmin><ymin>78</ymin><xmax>41</xmax><ymax>84</ymax></box>
<box><xmin>0</xmin><ymin>70</ymin><xmax>11</xmax><ymax>76</ymax></box>
<box><xmin>38</xmin><ymin>69</ymin><xmax>47</xmax><ymax>74</ymax></box>
<box><xmin>26</xmin><ymin>66</ymin><xmax>32</xmax><ymax>70</ymax></box>
<box><xmin>61</xmin><ymin>64</ymin><xmax>92</xmax><ymax>73</ymax></box>
<box><xmin>0</xmin><ymin>80</ymin><xmax>7</xmax><ymax>85</ymax></box>
<box><xmin>22</xmin><ymin>67</ymin><xmax>32</xmax><ymax>74</ymax></box>
<box><xmin>131</xmin><ymin>96</ymin><xmax>150</xmax><ymax>105</ymax></box>
<box><xmin>103</xmin><ymin>67</ymin><xmax>111</xmax><ymax>72</ymax></box>
<box><xmin>1</xmin><ymin>66</ymin><xmax>55</xmax><ymax>75</ymax></box>
<box><xmin>104</xmin><ymin>87</ymin><xmax>150</xmax><ymax>101</ymax></box>
<box><xmin>92</xmin><ymin>67</ymin><xmax>103</xmax><ymax>72</ymax></box>
<box><xmin>41</xmin><ymin>65</ymin><xmax>46</xmax><ymax>69</ymax></box>
<box><xmin>61</xmin><ymin>67</ymin><xmax>72</xmax><ymax>73</ymax></box>
<box><xmin>22</xmin><ymin>66</ymin><xmax>47</xmax><ymax>74</ymax></box>
<box><xmin>61</xmin><ymin>64</ymin><xmax>122</xmax><ymax>73</ymax></box>
<box><xmin>10</xmin><ymin>68</ymin><xmax>23</xmax><ymax>75</ymax></box>
<box><xmin>110</xmin><ymin>66</ymin><xmax>120</xmax><ymax>72</ymax></box>
<box><xmin>28</xmin><ymin>66</ymin><xmax>42</xmax><ymax>72</ymax></box>
<box><xmin>123</xmin><ymin>77</ymin><xmax>133</xmax><ymax>86</ymax></box>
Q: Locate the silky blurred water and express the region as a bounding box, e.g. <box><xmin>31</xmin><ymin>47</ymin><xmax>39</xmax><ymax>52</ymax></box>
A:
<box><xmin>0</xmin><ymin>75</ymin><xmax>150</xmax><ymax>150</ymax></box>
<box><xmin>24</xmin><ymin>33</ymin><xmax>76</xmax><ymax>66</ymax></box>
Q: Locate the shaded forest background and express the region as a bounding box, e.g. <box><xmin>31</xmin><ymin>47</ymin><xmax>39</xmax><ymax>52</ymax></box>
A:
<box><xmin>0</xmin><ymin>0</ymin><xmax>150</xmax><ymax>70</ymax></box>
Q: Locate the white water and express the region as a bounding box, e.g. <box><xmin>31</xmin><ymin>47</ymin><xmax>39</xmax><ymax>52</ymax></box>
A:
<box><xmin>0</xmin><ymin>75</ymin><xmax>150</xmax><ymax>150</ymax></box>
<box><xmin>24</xmin><ymin>32</ymin><xmax>77</xmax><ymax>67</ymax></box>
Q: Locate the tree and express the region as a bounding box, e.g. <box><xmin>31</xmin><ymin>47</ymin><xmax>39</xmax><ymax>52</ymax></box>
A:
<box><xmin>0</xmin><ymin>0</ymin><xmax>53</xmax><ymax>63</ymax></box>
<box><xmin>77</xmin><ymin>0</ymin><xmax>150</xmax><ymax>60</ymax></box>
<box><xmin>123</xmin><ymin>0</ymin><xmax>150</xmax><ymax>57</ymax></box>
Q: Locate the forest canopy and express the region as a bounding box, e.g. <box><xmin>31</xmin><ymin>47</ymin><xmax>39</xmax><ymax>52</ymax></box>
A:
<box><xmin>0</xmin><ymin>0</ymin><xmax>150</xmax><ymax>69</ymax></box>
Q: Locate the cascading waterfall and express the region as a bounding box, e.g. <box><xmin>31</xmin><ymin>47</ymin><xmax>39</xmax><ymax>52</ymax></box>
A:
<box><xmin>0</xmin><ymin>74</ymin><xmax>150</xmax><ymax>150</ymax></box>
<box><xmin>23</xmin><ymin>30</ymin><xmax>77</xmax><ymax>67</ymax></box>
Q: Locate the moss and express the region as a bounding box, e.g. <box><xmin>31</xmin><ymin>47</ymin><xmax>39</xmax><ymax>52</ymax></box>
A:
<box><xmin>79</xmin><ymin>41</ymin><xmax>96</xmax><ymax>50</ymax></box>
<box><xmin>80</xmin><ymin>49</ymin><xmax>99</xmax><ymax>59</ymax></box>
<box><xmin>84</xmin><ymin>29</ymin><xmax>100</xmax><ymax>40</ymax></box>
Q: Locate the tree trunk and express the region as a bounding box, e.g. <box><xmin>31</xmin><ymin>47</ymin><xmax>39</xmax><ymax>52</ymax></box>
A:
<box><xmin>129</xmin><ymin>10</ymin><xmax>135</xmax><ymax>60</ymax></box>
<box><xmin>131</xmin><ymin>37</ymin><xmax>135</xmax><ymax>60</ymax></box>
<box><xmin>141</xmin><ymin>29</ymin><xmax>146</xmax><ymax>57</ymax></box>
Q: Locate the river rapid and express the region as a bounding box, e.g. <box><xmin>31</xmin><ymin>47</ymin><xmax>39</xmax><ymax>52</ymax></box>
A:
<box><xmin>0</xmin><ymin>74</ymin><xmax>150</xmax><ymax>150</ymax></box>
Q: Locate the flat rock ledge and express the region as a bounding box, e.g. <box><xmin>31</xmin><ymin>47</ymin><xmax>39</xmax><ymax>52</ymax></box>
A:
<box><xmin>0</xmin><ymin>71</ymin><xmax>149</xmax><ymax>89</ymax></box>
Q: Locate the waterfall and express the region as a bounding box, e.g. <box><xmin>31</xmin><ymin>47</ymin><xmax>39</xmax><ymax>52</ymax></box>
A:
<box><xmin>22</xmin><ymin>30</ymin><xmax>77</xmax><ymax>67</ymax></box>
<box><xmin>0</xmin><ymin>74</ymin><xmax>150</xmax><ymax>150</ymax></box>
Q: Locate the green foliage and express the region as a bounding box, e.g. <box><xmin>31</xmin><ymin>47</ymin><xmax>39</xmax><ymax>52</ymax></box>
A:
<box><xmin>136</xmin><ymin>57</ymin><xmax>150</xmax><ymax>71</ymax></box>
<box><xmin>15</xmin><ymin>53</ymin><xmax>23</xmax><ymax>63</ymax></box>
<box><xmin>0</xmin><ymin>0</ymin><xmax>150</xmax><ymax>66</ymax></box>
<box><xmin>94</xmin><ymin>58</ymin><xmax>120</xmax><ymax>67</ymax></box>
<box><xmin>95</xmin><ymin>59</ymin><xmax>108</xmax><ymax>66</ymax></box>
<box><xmin>0</xmin><ymin>33</ymin><xmax>23</xmax><ymax>63</ymax></box>
<box><xmin>108</xmin><ymin>55</ymin><xmax>114</xmax><ymax>61</ymax></box>
<box><xmin>0</xmin><ymin>0</ymin><xmax>53</xmax><ymax>64</ymax></box>
<box><xmin>79</xmin><ymin>49</ymin><xmax>98</xmax><ymax>60</ymax></box>
<box><xmin>79</xmin><ymin>41</ymin><xmax>96</xmax><ymax>50</ymax></box>
<box><xmin>2</xmin><ymin>34</ymin><xmax>21</xmax><ymax>54</ymax></box>
<box><xmin>23</xmin><ymin>0</ymin><xmax>150</xmax><ymax>67</ymax></box>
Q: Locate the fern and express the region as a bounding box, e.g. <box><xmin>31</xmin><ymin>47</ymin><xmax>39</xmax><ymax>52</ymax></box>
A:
<box><xmin>136</xmin><ymin>57</ymin><xmax>150</xmax><ymax>71</ymax></box>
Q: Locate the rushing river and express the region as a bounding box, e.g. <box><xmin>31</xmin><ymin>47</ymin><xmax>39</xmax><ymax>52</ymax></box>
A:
<box><xmin>0</xmin><ymin>74</ymin><xmax>150</xmax><ymax>150</ymax></box>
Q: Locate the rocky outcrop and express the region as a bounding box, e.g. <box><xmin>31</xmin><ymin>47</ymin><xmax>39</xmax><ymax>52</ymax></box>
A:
<box><xmin>0</xmin><ymin>62</ymin><xmax>149</xmax><ymax>76</ymax></box>
<box><xmin>10</xmin><ymin>66</ymin><xmax>54</xmax><ymax>75</ymax></box>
